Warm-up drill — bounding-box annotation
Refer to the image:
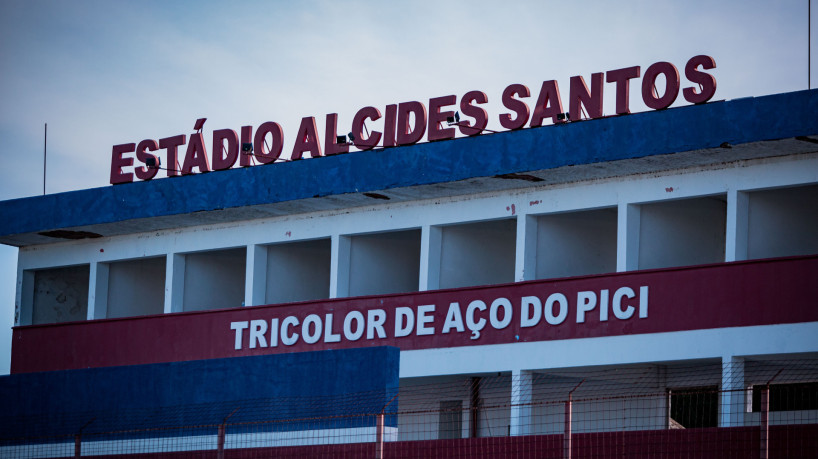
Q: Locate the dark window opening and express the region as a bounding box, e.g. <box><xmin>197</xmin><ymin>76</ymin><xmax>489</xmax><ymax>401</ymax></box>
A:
<box><xmin>669</xmin><ymin>386</ymin><xmax>718</xmax><ymax>428</ymax></box>
<box><xmin>752</xmin><ymin>382</ymin><xmax>818</xmax><ymax>412</ymax></box>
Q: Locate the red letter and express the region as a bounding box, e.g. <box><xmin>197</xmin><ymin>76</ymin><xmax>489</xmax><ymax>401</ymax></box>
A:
<box><xmin>134</xmin><ymin>139</ymin><xmax>159</xmax><ymax>181</ymax></box>
<box><xmin>569</xmin><ymin>73</ymin><xmax>604</xmax><ymax>120</ymax></box>
<box><xmin>291</xmin><ymin>117</ymin><xmax>322</xmax><ymax>160</ymax></box>
<box><xmin>606</xmin><ymin>66</ymin><xmax>640</xmax><ymax>115</ymax></box>
<box><xmin>253</xmin><ymin>122</ymin><xmax>284</xmax><ymax>164</ymax></box>
<box><xmin>110</xmin><ymin>143</ymin><xmax>135</xmax><ymax>185</ymax></box>
<box><xmin>427</xmin><ymin>95</ymin><xmax>457</xmax><ymax>142</ymax></box>
<box><xmin>240</xmin><ymin>125</ymin><xmax>254</xmax><ymax>167</ymax></box>
<box><xmin>499</xmin><ymin>84</ymin><xmax>530</xmax><ymax>130</ymax></box>
<box><xmin>459</xmin><ymin>90</ymin><xmax>488</xmax><ymax>136</ymax></box>
<box><xmin>181</xmin><ymin>132</ymin><xmax>210</xmax><ymax>175</ymax></box>
<box><xmin>642</xmin><ymin>62</ymin><xmax>680</xmax><ymax>110</ymax></box>
<box><xmin>211</xmin><ymin>129</ymin><xmax>239</xmax><ymax>171</ymax></box>
<box><xmin>351</xmin><ymin>106</ymin><xmax>383</xmax><ymax>150</ymax></box>
<box><xmin>529</xmin><ymin>80</ymin><xmax>564</xmax><ymax>127</ymax></box>
<box><xmin>159</xmin><ymin>134</ymin><xmax>185</xmax><ymax>177</ymax></box>
<box><xmin>325</xmin><ymin>113</ymin><xmax>350</xmax><ymax>155</ymax></box>
<box><xmin>683</xmin><ymin>55</ymin><xmax>717</xmax><ymax>104</ymax></box>
<box><xmin>383</xmin><ymin>104</ymin><xmax>397</xmax><ymax>147</ymax></box>
<box><xmin>396</xmin><ymin>101</ymin><xmax>427</xmax><ymax>146</ymax></box>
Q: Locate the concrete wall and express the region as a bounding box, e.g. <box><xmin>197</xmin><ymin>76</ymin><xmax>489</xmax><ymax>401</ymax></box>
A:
<box><xmin>266</xmin><ymin>239</ymin><xmax>331</xmax><ymax>304</ymax></box>
<box><xmin>347</xmin><ymin>230</ymin><xmax>421</xmax><ymax>297</ymax></box>
<box><xmin>439</xmin><ymin>219</ymin><xmax>516</xmax><ymax>289</ymax></box>
<box><xmin>637</xmin><ymin>196</ymin><xmax>726</xmax><ymax>270</ymax></box>
<box><xmin>0</xmin><ymin>346</ymin><xmax>399</xmax><ymax>438</ymax></box>
<box><xmin>28</xmin><ymin>265</ymin><xmax>89</xmax><ymax>325</ymax></box>
<box><xmin>11</xmin><ymin>156</ymin><xmax>818</xmax><ymax>382</ymax></box>
<box><xmin>747</xmin><ymin>184</ymin><xmax>818</xmax><ymax>259</ymax></box>
<box><xmin>183</xmin><ymin>248</ymin><xmax>246</xmax><ymax>311</ymax></box>
<box><xmin>536</xmin><ymin>208</ymin><xmax>617</xmax><ymax>279</ymax></box>
<box><xmin>105</xmin><ymin>257</ymin><xmax>165</xmax><ymax>318</ymax></box>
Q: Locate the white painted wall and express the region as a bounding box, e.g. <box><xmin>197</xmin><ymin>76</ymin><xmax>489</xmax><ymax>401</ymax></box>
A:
<box><xmin>536</xmin><ymin>208</ymin><xmax>617</xmax><ymax>279</ymax></box>
<box><xmin>637</xmin><ymin>196</ymin><xmax>726</xmax><ymax>270</ymax></box>
<box><xmin>747</xmin><ymin>184</ymin><xmax>818</xmax><ymax>259</ymax></box>
<box><xmin>439</xmin><ymin>219</ymin><xmax>516</xmax><ymax>289</ymax></box>
<box><xmin>105</xmin><ymin>257</ymin><xmax>166</xmax><ymax>318</ymax></box>
<box><xmin>265</xmin><ymin>239</ymin><xmax>331</xmax><ymax>304</ymax></box>
<box><xmin>25</xmin><ymin>265</ymin><xmax>89</xmax><ymax>325</ymax></box>
<box><xmin>347</xmin><ymin>230</ymin><xmax>421</xmax><ymax>297</ymax></box>
<box><xmin>182</xmin><ymin>248</ymin><xmax>246</xmax><ymax>311</ymax></box>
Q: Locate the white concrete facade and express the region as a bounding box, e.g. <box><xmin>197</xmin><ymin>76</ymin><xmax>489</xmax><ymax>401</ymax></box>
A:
<box><xmin>11</xmin><ymin>152</ymin><xmax>818</xmax><ymax>437</ymax></box>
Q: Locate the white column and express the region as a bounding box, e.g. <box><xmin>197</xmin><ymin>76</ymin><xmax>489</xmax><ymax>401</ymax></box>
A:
<box><xmin>720</xmin><ymin>355</ymin><xmax>746</xmax><ymax>427</ymax></box>
<box><xmin>330</xmin><ymin>234</ymin><xmax>350</xmax><ymax>299</ymax></box>
<box><xmin>89</xmin><ymin>262</ymin><xmax>109</xmax><ymax>320</ymax></box>
<box><xmin>419</xmin><ymin>225</ymin><xmax>441</xmax><ymax>291</ymax></box>
<box><xmin>245</xmin><ymin>244</ymin><xmax>267</xmax><ymax>306</ymax></box>
<box><xmin>618</xmin><ymin>203</ymin><xmax>640</xmax><ymax>272</ymax></box>
<box><xmin>17</xmin><ymin>268</ymin><xmax>34</xmax><ymax>326</ymax></box>
<box><xmin>510</xmin><ymin>369</ymin><xmax>534</xmax><ymax>436</ymax></box>
<box><xmin>725</xmin><ymin>190</ymin><xmax>749</xmax><ymax>262</ymax></box>
<box><xmin>516</xmin><ymin>215</ymin><xmax>538</xmax><ymax>282</ymax></box>
<box><xmin>165</xmin><ymin>253</ymin><xmax>185</xmax><ymax>313</ymax></box>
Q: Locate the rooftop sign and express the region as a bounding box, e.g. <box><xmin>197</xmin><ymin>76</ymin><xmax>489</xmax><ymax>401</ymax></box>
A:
<box><xmin>110</xmin><ymin>55</ymin><xmax>716</xmax><ymax>185</ymax></box>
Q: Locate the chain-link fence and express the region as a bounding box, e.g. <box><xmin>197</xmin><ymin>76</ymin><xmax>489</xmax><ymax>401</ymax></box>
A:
<box><xmin>3</xmin><ymin>359</ymin><xmax>817</xmax><ymax>458</ymax></box>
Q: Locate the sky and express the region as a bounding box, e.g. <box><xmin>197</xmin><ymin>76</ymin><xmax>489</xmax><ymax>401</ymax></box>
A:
<box><xmin>0</xmin><ymin>0</ymin><xmax>815</xmax><ymax>375</ymax></box>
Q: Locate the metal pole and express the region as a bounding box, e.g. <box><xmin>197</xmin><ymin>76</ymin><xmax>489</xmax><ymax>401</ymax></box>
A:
<box><xmin>375</xmin><ymin>413</ymin><xmax>385</xmax><ymax>459</ymax></box>
<box><xmin>564</xmin><ymin>379</ymin><xmax>584</xmax><ymax>459</ymax></box>
<box><xmin>74</xmin><ymin>434</ymin><xmax>81</xmax><ymax>458</ymax></box>
<box><xmin>43</xmin><ymin>123</ymin><xmax>47</xmax><ymax>195</ymax></box>
<box><xmin>217</xmin><ymin>424</ymin><xmax>226</xmax><ymax>459</ymax></box>
<box><xmin>760</xmin><ymin>386</ymin><xmax>769</xmax><ymax>459</ymax></box>
<box><xmin>564</xmin><ymin>393</ymin><xmax>572</xmax><ymax>459</ymax></box>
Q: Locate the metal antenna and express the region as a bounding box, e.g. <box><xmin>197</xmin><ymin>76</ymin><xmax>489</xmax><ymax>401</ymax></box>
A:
<box><xmin>43</xmin><ymin>123</ymin><xmax>47</xmax><ymax>195</ymax></box>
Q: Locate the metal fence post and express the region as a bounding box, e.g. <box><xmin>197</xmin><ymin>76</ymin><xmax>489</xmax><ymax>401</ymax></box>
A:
<box><xmin>760</xmin><ymin>386</ymin><xmax>769</xmax><ymax>459</ymax></box>
<box><xmin>217</xmin><ymin>424</ymin><xmax>226</xmax><ymax>459</ymax></box>
<box><xmin>74</xmin><ymin>434</ymin><xmax>81</xmax><ymax>458</ymax></box>
<box><xmin>375</xmin><ymin>413</ymin><xmax>385</xmax><ymax>459</ymax></box>
<box><xmin>564</xmin><ymin>379</ymin><xmax>585</xmax><ymax>459</ymax></box>
<box><xmin>564</xmin><ymin>394</ymin><xmax>572</xmax><ymax>459</ymax></box>
<box><xmin>218</xmin><ymin>407</ymin><xmax>239</xmax><ymax>459</ymax></box>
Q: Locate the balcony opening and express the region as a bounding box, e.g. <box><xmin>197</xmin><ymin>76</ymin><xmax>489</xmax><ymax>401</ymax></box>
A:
<box><xmin>439</xmin><ymin>219</ymin><xmax>516</xmax><ymax>289</ymax></box>
<box><xmin>535</xmin><ymin>208</ymin><xmax>617</xmax><ymax>279</ymax></box>
<box><xmin>265</xmin><ymin>239</ymin><xmax>331</xmax><ymax>304</ymax></box>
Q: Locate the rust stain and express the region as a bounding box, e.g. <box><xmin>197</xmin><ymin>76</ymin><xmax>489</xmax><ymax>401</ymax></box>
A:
<box><xmin>529</xmin><ymin>200</ymin><xmax>541</xmax><ymax>206</ymax></box>
<box><xmin>285</xmin><ymin>231</ymin><xmax>292</xmax><ymax>237</ymax></box>
<box><xmin>665</xmin><ymin>187</ymin><xmax>674</xmax><ymax>192</ymax></box>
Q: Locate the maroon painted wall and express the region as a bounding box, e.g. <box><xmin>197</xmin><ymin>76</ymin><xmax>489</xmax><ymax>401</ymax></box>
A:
<box><xmin>72</xmin><ymin>424</ymin><xmax>818</xmax><ymax>458</ymax></box>
<box><xmin>12</xmin><ymin>255</ymin><xmax>818</xmax><ymax>374</ymax></box>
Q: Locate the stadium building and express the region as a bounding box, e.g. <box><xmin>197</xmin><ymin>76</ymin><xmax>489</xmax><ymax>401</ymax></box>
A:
<box><xmin>1</xmin><ymin>58</ymin><xmax>817</xmax><ymax>457</ymax></box>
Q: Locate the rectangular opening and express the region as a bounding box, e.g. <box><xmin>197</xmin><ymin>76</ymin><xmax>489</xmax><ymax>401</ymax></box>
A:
<box><xmin>106</xmin><ymin>257</ymin><xmax>166</xmax><ymax>318</ymax></box>
<box><xmin>29</xmin><ymin>265</ymin><xmax>90</xmax><ymax>325</ymax></box>
<box><xmin>668</xmin><ymin>386</ymin><xmax>718</xmax><ymax>429</ymax></box>
<box><xmin>439</xmin><ymin>219</ymin><xmax>516</xmax><ymax>289</ymax></box>
<box><xmin>751</xmin><ymin>382</ymin><xmax>818</xmax><ymax>412</ymax></box>
<box><xmin>439</xmin><ymin>400</ymin><xmax>463</xmax><ymax>439</ymax></box>
<box><xmin>183</xmin><ymin>248</ymin><xmax>246</xmax><ymax>312</ymax></box>
<box><xmin>266</xmin><ymin>239</ymin><xmax>331</xmax><ymax>304</ymax></box>
<box><xmin>638</xmin><ymin>196</ymin><xmax>726</xmax><ymax>270</ymax></box>
<box><xmin>536</xmin><ymin>208</ymin><xmax>617</xmax><ymax>279</ymax></box>
<box><xmin>748</xmin><ymin>184</ymin><xmax>818</xmax><ymax>259</ymax></box>
<box><xmin>348</xmin><ymin>229</ymin><xmax>421</xmax><ymax>297</ymax></box>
